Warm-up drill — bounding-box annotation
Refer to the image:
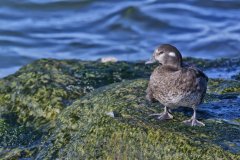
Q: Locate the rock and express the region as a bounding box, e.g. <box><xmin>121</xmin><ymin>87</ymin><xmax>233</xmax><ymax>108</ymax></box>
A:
<box><xmin>0</xmin><ymin>118</ymin><xmax>41</xmax><ymax>160</ymax></box>
<box><xmin>0</xmin><ymin>57</ymin><xmax>239</xmax><ymax>128</ymax></box>
<box><xmin>207</xmin><ymin>78</ymin><xmax>240</xmax><ymax>94</ymax></box>
<box><xmin>0</xmin><ymin>57</ymin><xmax>239</xmax><ymax>159</ymax></box>
<box><xmin>36</xmin><ymin>79</ymin><xmax>240</xmax><ymax>159</ymax></box>
<box><xmin>0</xmin><ymin>59</ymin><xmax>155</xmax><ymax>128</ymax></box>
<box><xmin>100</xmin><ymin>57</ymin><xmax>118</xmax><ymax>63</ymax></box>
<box><xmin>184</xmin><ymin>57</ymin><xmax>240</xmax><ymax>70</ymax></box>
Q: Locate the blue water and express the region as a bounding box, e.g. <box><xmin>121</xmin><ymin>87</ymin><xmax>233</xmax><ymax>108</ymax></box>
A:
<box><xmin>0</xmin><ymin>0</ymin><xmax>240</xmax><ymax>77</ymax></box>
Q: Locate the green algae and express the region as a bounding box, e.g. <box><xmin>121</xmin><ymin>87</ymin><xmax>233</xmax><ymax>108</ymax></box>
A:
<box><xmin>0</xmin><ymin>118</ymin><xmax>42</xmax><ymax>160</ymax></box>
<box><xmin>207</xmin><ymin>78</ymin><xmax>240</xmax><ymax>94</ymax></box>
<box><xmin>36</xmin><ymin>79</ymin><xmax>240</xmax><ymax>159</ymax></box>
<box><xmin>184</xmin><ymin>57</ymin><xmax>240</xmax><ymax>70</ymax></box>
<box><xmin>0</xmin><ymin>118</ymin><xmax>41</xmax><ymax>148</ymax></box>
<box><xmin>0</xmin><ymin>59</ymin><xmax>155</xmax><ymax>128</ymax></box>
<box><xmin>0</xmin><ymin>147</ymin><xmax>35</xmax><ymax>160</ymax></box>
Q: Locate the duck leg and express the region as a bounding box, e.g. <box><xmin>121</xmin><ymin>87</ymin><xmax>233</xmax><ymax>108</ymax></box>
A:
<box><xmin>182</xmin><ymin>107</ymin><xmax>205</xmax><ymax>126</ymax></box>
<box><xmin>149</xmin><ymin>106</ymin><xmax>173</xmax><ymax>120</ymax></box>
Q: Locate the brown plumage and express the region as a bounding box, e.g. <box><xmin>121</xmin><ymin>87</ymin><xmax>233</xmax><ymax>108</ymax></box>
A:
<box><xmin>146</xmin><ymin>44</ymin><xmax>208</xmax><ymax>126</ymax></box>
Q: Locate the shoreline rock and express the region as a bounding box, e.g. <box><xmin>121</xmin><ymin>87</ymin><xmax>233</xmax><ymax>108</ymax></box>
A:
<box><xmin>0</xmin><ymin>57</ymin><xmax>239</xmax><ymax>159</ymax></box>
<box><xmin>36</xmin><ymin>79</ymin><xmax>240</xmax><ymax>159</ymax></box>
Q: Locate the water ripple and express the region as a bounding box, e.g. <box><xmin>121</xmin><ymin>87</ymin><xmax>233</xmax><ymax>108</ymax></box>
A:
<box><xmin>0</xmin><ymin>0</ymin><xmax>239</xmax><ymax>77</ymax></box>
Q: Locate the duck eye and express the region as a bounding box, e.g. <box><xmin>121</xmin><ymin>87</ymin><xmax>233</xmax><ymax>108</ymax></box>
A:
<box><xmin>157</xmin><ymin>51</ymin><xmax>164</xmax><ymax>55</ymax></box>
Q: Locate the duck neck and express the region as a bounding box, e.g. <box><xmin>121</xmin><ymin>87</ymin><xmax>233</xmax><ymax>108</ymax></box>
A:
<box><xmin>162</xmin><ymin>59</ymin><xmax>182</xmax><ymax>70</ymax></box>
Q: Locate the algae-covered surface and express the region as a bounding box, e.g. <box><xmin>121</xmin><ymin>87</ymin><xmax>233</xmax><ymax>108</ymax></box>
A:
<box><xmin>0</xmin><ymin>58</ymin><xmax>240</xmax><ymax>159</ymax></box>
<box><xmin>36</xmin><ymin>79</ymin><xmax>240</xmax><ymax>159</ymax></box>
<box><xmin>0</xmin><ymin>59</ymin><xmax>155</xmax><ymax>129</ymax></box>
<box><xmin>0</xmin><ymin>118</ymin><xmax>42</xmax><ymax>159</ymax></box>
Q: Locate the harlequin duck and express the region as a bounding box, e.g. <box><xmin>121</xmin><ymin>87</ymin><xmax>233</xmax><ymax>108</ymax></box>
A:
<box><xmin>146</xmin><ymin>44</ymin><xmax>208</xmax><ymax>126</ymax></box>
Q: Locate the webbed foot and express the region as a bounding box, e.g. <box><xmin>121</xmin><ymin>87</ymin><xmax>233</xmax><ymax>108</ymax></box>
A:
<box><xmin>183</xmin><ymin>107</ymin><xmax>205</xmax><ymax>126</ymax></box>
<box><xmin>182</xmin><ymin>118</ymin><xmax>205</xmax><ymax>126</ymax></box>
<box><xmin>149</xmin><ymin>106</ymin><xmax>173</xmax><ymax>120</ymax></box>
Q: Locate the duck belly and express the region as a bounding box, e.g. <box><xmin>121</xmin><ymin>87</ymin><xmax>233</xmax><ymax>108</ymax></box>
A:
<box><xmin>157</xmin><ymin>90</ymin><xmax>202</xmax><ymax>108</ymax></box>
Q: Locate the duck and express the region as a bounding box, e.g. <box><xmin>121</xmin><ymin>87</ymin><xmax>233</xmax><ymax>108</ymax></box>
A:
<box><xmin>146</xmin><ymin>44</ymin><xmax>208</xmax><ymax>126</ymax></box>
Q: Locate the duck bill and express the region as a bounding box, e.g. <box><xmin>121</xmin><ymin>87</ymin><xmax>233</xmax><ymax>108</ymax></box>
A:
<box><xmin>145</xmin><ymin>57</ymin><xmax>156</xmax><ymax>64</ymax></box>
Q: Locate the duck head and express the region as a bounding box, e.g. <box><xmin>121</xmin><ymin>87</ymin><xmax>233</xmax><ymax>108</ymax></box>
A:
<box><xmin>146</xmin><ymin>44</ymin><xmax>183</xmax><ymax>68</ymax></box>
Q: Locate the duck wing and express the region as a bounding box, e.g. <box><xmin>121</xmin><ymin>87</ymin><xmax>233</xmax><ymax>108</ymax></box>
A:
<box><xmin>189</xmin><ymin>66</ymin><xmax>208</xmax><ymax>81</ymax></box>
<box><xmin>178</xmin><ymin>66</ymin><xmax>208</xmax><ymax>93</ymax></box>
<box><xmin>182</xmin><ymin>63</ymin><xmax>208</xmax><ymax>81</ymax></box>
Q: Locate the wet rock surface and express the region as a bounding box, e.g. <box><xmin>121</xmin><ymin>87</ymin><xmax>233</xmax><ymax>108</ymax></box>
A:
<box><xmin>0</xmin><ymin>58</ymin><xmax>239</xmax><ymax>159</ymax></box>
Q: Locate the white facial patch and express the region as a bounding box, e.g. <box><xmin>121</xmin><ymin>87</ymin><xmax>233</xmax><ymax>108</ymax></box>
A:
<box><xmin>168</xmin><ymin>52</ymin><xmax>176</xmax><ymax>57</ymax></box>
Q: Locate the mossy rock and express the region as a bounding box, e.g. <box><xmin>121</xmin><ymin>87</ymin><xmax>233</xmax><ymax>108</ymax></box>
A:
<box><xmin>0</xmin><ymin>59</ymin><xmax>156</xmax><ymax>128</ymax></box>
<box><xmin>0</xmin><ymin>58</ymin><xmax>239</xmax><ymax>128</ymax></box>
<box><xmin>184</xmin><ymin>57</ymin><xmax>240</xmax><ymax>70</ymax></box>
<box><xmin>0</xmin><ymin>58</ymin><xmax>240</xmax><ymax>159</ymax></box>
<box><xmin>0</xmin><ymin>148</ymin><xmax>31</xmax><ymax>160</ymax></box>
<box><xmin>0</xmin><ymin>118</ymin><xmax>41</xmax><ymax>148</ymax></box>
<box><xmin>0</xmin><ymin>118</ymin><xmax>42</xmax><ymax>160</ymax></box>
<box><xmin>36</xmin><ymin>79</ymin><xmax>240</xmax><ymax>159</ymax></box>
<box><xmin>208</xmin><ymin>78</ymin><xmax>240</xmax><ymax>94</ymax></box>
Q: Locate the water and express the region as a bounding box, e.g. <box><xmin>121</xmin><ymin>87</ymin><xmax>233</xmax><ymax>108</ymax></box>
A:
<box><xmin>0</xmin><ymin>0</ymin><xmax>240</xmax><ymax>77</ymax></box>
